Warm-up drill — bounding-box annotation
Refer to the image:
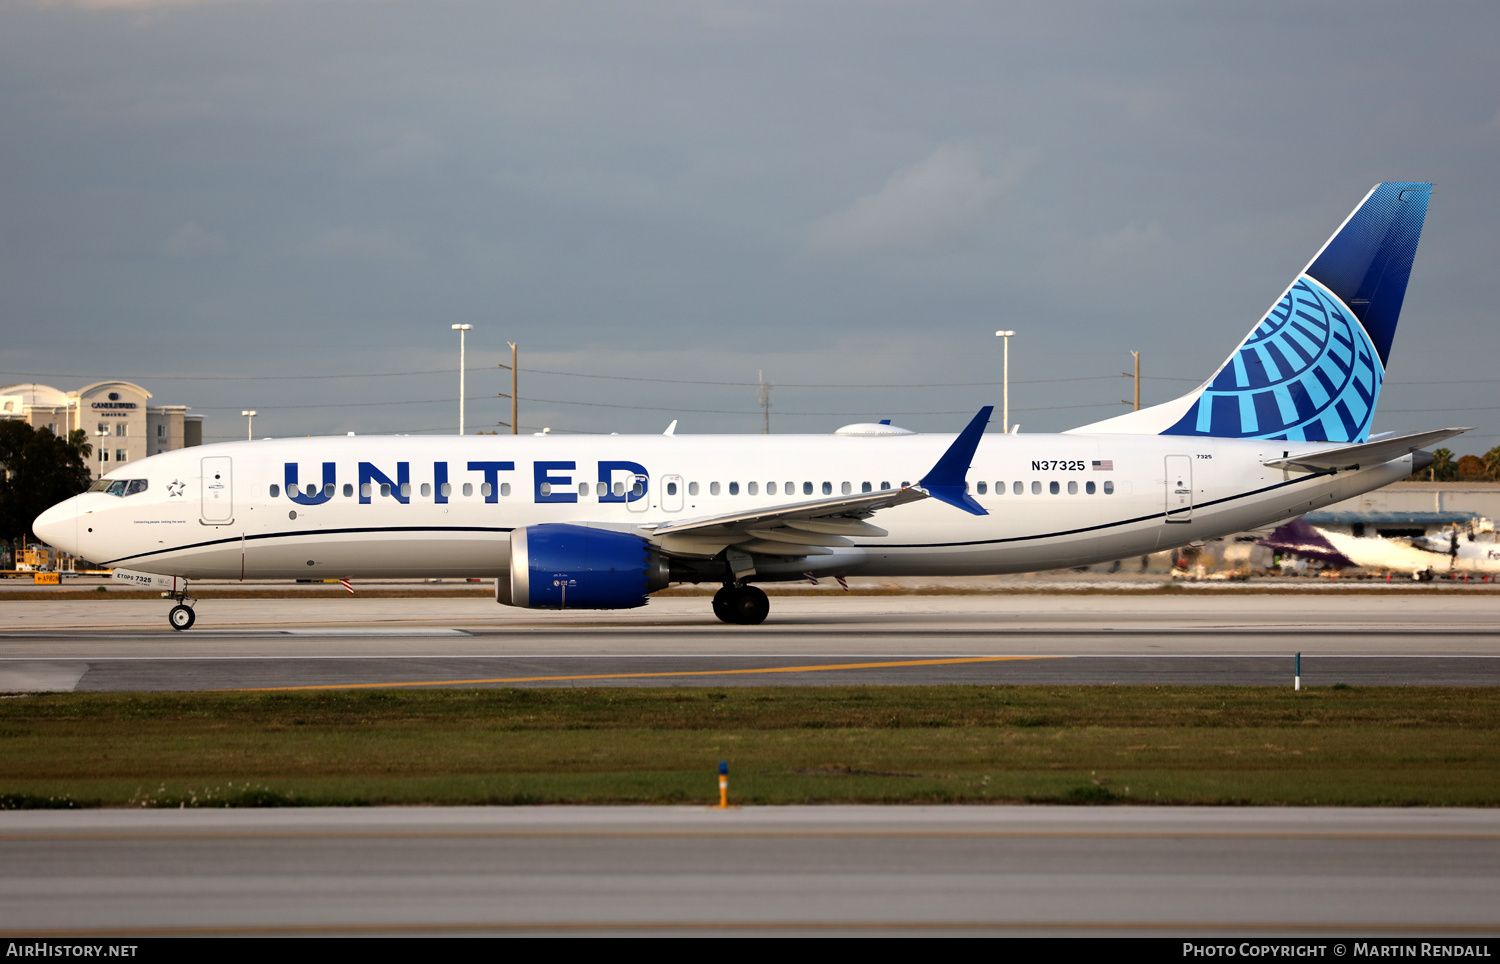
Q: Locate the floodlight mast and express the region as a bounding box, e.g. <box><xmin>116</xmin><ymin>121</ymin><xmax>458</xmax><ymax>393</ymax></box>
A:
<box><xmin>452</xmin><ymin>325</ymin><xmax>473</xmax><ymax>435</ymax></box>
<box><xmin>994</xmin><ymin>330</ymin><xmax>1015</xmax><ymax>433</ymax></box>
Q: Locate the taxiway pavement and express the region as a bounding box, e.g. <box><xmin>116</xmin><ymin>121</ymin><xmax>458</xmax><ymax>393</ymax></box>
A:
<box><xmin>2</xmin><ymin>806</ymin><xmax>1497</xmax><ymax>936</ymax></box>
<box><xmin>1</xmin><ymin>594</ymin><xmax>1497</xmax><ymax>690</ymax></box>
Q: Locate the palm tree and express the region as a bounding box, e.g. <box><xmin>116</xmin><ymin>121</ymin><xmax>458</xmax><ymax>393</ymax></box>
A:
<box><xmin>1484</xmin><ymin>445</ymin><xmax>1500</xmax><ymax>482</ymax></box>
<box><xmin>66</xmin><ymin>428</ymin><xmax>92</xmax><ymax>460</ymax></box>
<box><xmin>1429</xmin><ymin>447</ymin><xmax>1456</xmax><ymax>482</ymax></box>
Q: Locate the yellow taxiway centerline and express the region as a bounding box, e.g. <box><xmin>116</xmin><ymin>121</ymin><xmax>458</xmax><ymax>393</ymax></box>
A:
<box><xmin>226</xmin><ymin>655</ymin><xmax>1052</xmax><ymax>692</ymax></box>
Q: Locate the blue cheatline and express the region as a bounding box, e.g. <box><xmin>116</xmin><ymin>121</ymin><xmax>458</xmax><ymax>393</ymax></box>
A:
<box><xmin>1164</xmin><ymin>182</ymin><xmax>1431</xmax><ymax>443</ymax></box>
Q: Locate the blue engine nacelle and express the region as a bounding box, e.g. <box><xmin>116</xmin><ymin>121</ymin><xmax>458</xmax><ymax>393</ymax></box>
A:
<box><xmin>497</xmin><ymin>523</ymin><xmax>671</xmax><ymax>609</ymax></box>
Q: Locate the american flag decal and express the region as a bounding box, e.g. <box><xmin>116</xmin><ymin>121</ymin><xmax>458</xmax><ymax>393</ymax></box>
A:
<box><xmin>1092</xmin><ymin>460</ymin><xmax>1114</xmax><ymax>471</ymax></box>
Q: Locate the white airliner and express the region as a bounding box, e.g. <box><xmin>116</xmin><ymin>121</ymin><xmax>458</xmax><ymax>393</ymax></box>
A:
<box><xmin>1260</xmin><ymin>518</ymin><xmax>1500</xmax><ymax>581</ymax></box>
<box><xmin>34</xmin><ymin>182</ymin><xmax>1464</xmax><ymax>630</ymax></box>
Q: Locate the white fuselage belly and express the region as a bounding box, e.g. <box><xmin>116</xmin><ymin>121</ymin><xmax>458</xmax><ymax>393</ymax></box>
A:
<box><xmin>63</xmin><ymin>433</ymin><xmax>1414</xmax><ymax>582</ymax></box>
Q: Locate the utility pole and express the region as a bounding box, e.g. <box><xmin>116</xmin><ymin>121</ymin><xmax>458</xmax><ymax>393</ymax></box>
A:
<box><xmin>1121</xmin><ymin>350</ymin><xmax>1140</xmax><ymax>411</ymax></box>
<box><xmin>497</xmin><ymin>341</ymin><xmax>518</xmax><ymax>435</ymax></box>
<box><xmin>758</xmin><ymin>370</ymin><xmax>773</xmax><ymax>434</ymax></box>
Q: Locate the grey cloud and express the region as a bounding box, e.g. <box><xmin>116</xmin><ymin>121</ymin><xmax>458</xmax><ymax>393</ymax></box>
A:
<box><xmin>161</xmin><ymin>221</ymin><xmax>227</xmax><ymax>258</ymax></box>
<box><xmin>294</xmin><ymin>227</ymin><xmax>426</xmax><ymax>264</ymax></box>
<box><xmin>806</xmin><ymin>144</ymin><xmax>1017</xmax><ymax>257</ymax></box>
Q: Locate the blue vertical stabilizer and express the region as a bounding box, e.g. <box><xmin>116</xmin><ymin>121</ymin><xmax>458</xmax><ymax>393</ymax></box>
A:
<box><xmin>1068</xmin><ymin>183</ymin><xmax>1431</xmax><ymax>443</ymax></box>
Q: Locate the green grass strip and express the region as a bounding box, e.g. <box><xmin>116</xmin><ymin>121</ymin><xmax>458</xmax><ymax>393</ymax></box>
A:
<box><xmin>2</xmin><ymin>686</ymin><xmax>1497</xmax><ymax>808</ymax></box>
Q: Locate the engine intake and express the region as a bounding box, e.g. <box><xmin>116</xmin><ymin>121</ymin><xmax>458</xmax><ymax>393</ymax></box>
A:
<box><xmin>497</xmin><ymin>524</ymin><xmax>670</xmax><ymax>609</ymax></box>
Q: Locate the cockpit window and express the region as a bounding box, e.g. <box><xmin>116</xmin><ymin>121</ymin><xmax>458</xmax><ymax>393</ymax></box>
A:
<box><xmin>92</xmin><ymin>479</ymin><xmax>148</xmax><ymax>497</ymax></box>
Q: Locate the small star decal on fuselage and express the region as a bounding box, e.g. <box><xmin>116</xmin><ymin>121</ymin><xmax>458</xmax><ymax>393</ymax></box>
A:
<box><xmin>167</xmin><ymin>480</ymin><xmax>185</xmax><ymax>497</ymax></box>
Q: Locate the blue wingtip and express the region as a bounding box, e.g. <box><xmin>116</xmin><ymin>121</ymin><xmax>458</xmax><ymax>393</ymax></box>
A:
<box><xmin>917</xmin><ymin>406</ymin><xmax>993</xmax><ymax>516</ymax></box>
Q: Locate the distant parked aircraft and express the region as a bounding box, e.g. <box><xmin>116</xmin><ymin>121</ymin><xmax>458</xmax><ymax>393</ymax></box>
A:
<box><xmin>1258</xmin><ymin>517</ymin><xmax>1500</xmax><ymax>580</ymax></box>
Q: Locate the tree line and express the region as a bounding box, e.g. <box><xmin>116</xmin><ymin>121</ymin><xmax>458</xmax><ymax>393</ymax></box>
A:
<box><xmin>1420</xmin><ymin>446</ymin><xmax>1500</xmax><ymax>482</ymax></box>
<box><xmin>0</xmin><ymin>422</ymin><xmax>94</xmax><ymax>551</ymax></box>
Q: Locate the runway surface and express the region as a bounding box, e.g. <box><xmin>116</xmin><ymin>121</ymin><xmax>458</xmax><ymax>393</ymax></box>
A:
<box><xmin>2</xmin><ymin>595</ymin><xmax>1498</xmax><ymax>690</ymax></box>
<box><xmin>2</xmin><ymin>806</ymin><xmax>1497</xmax><ymax>936</ymax></box>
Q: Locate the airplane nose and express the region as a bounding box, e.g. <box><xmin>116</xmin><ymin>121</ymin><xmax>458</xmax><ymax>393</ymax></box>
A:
<box><xmin>33</xmin><ymin>497</ymin><xmax>80</xmax><ymax>555</ymax></box>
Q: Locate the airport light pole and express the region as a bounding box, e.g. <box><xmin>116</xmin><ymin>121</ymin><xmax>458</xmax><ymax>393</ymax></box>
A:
<box><xmin>452</xmin><ymin>324</ymin><xmax>472</xmax><ymax>435</ymax></box>
<box><xmin>241</xmin><ymin>410</ymin><xmax>257</xmax><ymax>441</ymax></box>
<box><xmin>995</xmin><ymin>330</ymin><xmax>1015</xmax><ymax>433</ymax></box>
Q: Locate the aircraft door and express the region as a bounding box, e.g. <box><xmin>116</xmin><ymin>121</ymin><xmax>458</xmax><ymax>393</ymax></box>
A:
<box><xmin>626</xmin><ymin>473</ymin><xmax>650</xmax><ymax>513</ymax></box>
<box><xmin>1164</xmin><ymin>455</ymin><xmax>1192</xmax><ymax>523</ymax></box>
<box><xmin>661</xmin><ymin>475</ymin><xmax>684</xmax><ymax>512</ymax></box>
<box><xmin>201</xmin><ymin>456</ymin><xmax>234</xmax><ymax>524</ymax></box>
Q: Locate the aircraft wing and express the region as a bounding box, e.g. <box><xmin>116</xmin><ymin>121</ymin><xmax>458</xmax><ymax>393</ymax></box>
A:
<box><xmin>641</xmin><ymin>406</ymin><xmax>993</xmax><ymax>558</ymax></box>
<box><xmin>643</xmin><ymin>486</ymin><xmax>929</xmax><ymax>557</ymax></box>
<box><xmin>1262</xmin><ymin>427</ymin><xmax>1469</xmax><ymax>473</ymax></box>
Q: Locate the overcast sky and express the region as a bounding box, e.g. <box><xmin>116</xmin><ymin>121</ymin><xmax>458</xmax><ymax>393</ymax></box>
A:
<box><xmin>2</xmin><ymin>1</ymin><xmax>1497</xmax><ymax>447</ymax></box>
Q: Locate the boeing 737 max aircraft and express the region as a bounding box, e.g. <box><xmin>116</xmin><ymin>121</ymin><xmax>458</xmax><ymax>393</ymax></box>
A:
<box><xmin>33</xmin><ymin>182</ymin><xmax>1464</xmax><ymax>629</ymax></box>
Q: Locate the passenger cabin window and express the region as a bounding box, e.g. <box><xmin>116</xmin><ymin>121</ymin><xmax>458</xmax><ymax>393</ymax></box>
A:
<box><xmin>324</xmin><ymin>483</ymin><xmax>335</xmax><ymax>498</ymax></box>
<box><xmin>344</xmin><ymin>484</ymin><xmax>354</xmax><ymax>498</ymax></box>
<box><xmin>1013</xmin><ymin>481</ymin><xmax>1022</xmax><ymax>495</ymax></box>
<box><xmin>1031</xmin><ymin>481</ymin><xmax>1041</xmax><ymax>495</ymax></box>
<box><xmin>689</xmin><ymin>482</ymin><xmax>699</xmax><ymax>496</ymax></box>
<box><xmin>579</xmin><ymin>482</ymin><xmax>590</xmax><ymax>497</ymax></box>
<box><xmin>439</xmin><ymin>482</ymin><xmax>451</xmax><ymax>498</ymax></box>
<box><xmin>728</xmin><ymin>482</ymin><xmax>739</xmax><ymax>495</ymax></box>
<box><xmin>977</xmin><ymin>482</ymin><xmax>987</xmax><ymax>494</ymax></box>
<box><xmin>462</xmin><ymin>483</ymin><xmax>474</xmax><ymax>497</ymax></box>
<box><xmin>666</xmin><ymin>481</ymin><xmax>678</xmax><ymax>496</ymax></box>
<box><xmin>614</xmin><ymin>481</ymin><xmax>625</xmax><ymax>497</ymax></box>
<box><xmin>822</xmin><ymin>482</ymin><xmax>832</xmax><ymax>495</ymax></box>
<box><xmin>1103</xmin><ymin>481</ymin><xmax>1115</xmax><ymax>494</ymax></box>
<box><xmin>841</xmin><ymin>482</ymin><xmax>851</xmax><ymax>495</ymax></box>
<box><xmin>501</xmin><ymin>482</ymin><xmax>511</xmax><ymax>497</ymax></box>
<box><xmin>536</xmin><ymin>483</ymin><xmax>547</xmax><ymax>497</ymax></box>
<box><xmin>361</xmin><ymin>483</ymin><xmax>372</xmax><ymax>498</ymax></box>
<box><xmin>748</xmin><ymin>481</ymin><xmax>758</xmax><ymax>495</ymax></box>
<box><xmin>1086</xmin><ymin>481</ymin><xmax>1096</xmax><ymax>495</ymax></box>
<box><xmin>803</xmin><ymin>482</ymin><xmax>813</xmax><ymax>495</ymax></box>
<box><xmin>1049</xmin><ymin>481</ymin><xmax>1059</xmax><ymax>495</ymax></box>
<box><xmin>270</xmin><ymin>484</ymin><xmax>281</xmax><ymax>498</ymax></box>
<box><xmin>380</xmin><ymin>483</ymin><xmax>392</xmax><ymax>498</ymax></box>
<box><xmin>481</xmin><ymin>482</ymin><xmax>492</xmax><ymax>497</ymax></box>
<box><xmin>710</xmin><ymin>482</ymin><xmax>720</xmax><ymax>495</ymax></box>
<box><xmin>1068</xmin><ymin>481</ymin><xmax>1078</xmax><ymax>494</ymax></box>
<box><xmin>631</xmin><ymin>481</ymin><xmax>644</xmax><ymax>497</ymax></box>
<box><xmin>861</xmin><ymin>482</ymin><xmax>872</xmax><ymax>493</ymax></box>
<box><xmin>421</xmin><ymin>483</ymin><xmax>431</xmax><ymax>498</ymax></box>
<box><xmin>767</xmin><ymin>482</ymin><xmax>777</xmax><ymax>495</ymax></box>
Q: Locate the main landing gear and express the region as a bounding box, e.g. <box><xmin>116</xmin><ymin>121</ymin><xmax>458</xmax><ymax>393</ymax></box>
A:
<box><xmin>713</xmin><ymin>583</ymin><xmax>769</xmax><ymax>625</ymax></box>
<box><xmin>165</xmin><ymin>583</ymin><xmax>196</xmax><ymax>631</ymax></box>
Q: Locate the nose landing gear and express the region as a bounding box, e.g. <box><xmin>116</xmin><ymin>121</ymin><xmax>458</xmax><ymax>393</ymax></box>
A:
<box><xmin>164</xmin><ymin>583</ymin><xmax>197</xmax><ymax>631</ymax></box>
<box><xmin>712</xmin><ymin>583</ymin><xmax>769</xmax><ymax>625</ymax></box>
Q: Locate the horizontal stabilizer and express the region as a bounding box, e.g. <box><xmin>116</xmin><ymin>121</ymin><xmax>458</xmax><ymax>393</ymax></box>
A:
<box><xmin>1262</xmin><ymin>427</ymin><xmax>1468</xmax><ymax>473</ymax></box>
